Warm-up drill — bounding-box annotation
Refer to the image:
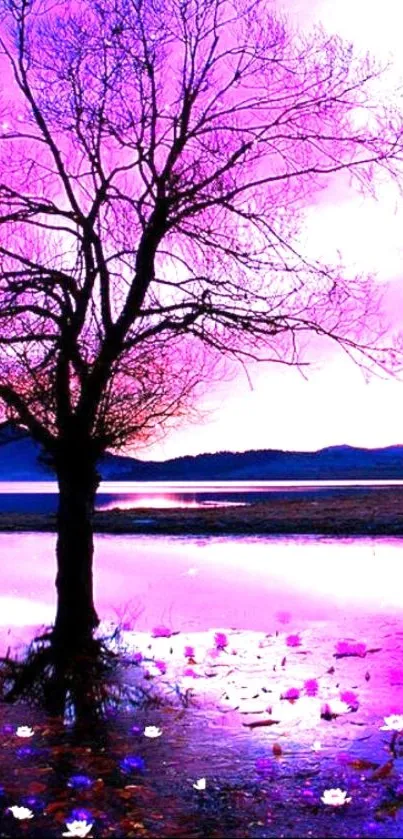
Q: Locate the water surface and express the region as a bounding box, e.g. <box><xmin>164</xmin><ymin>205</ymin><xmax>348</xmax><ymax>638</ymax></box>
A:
<box><xmin>1</xmin><ymin>531</ymin><xmax>402</xmax><ymax>644</ymax></box>
<box><xmin>1</xmin><ymin>532</ymin><xmax>403</xmax><ymax>837</ymax></box>
<box><xmin>0</xmin><ymin>479</ymin><xmax>401</xmax><ymax>512</ymax></box>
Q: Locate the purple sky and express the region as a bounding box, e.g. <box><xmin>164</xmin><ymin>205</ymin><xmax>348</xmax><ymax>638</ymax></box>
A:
<box><xmin>1</xmin><ymin>0</ymin><xmax>402</xmax><ymax>460</ymax></box>
<box><xmin>143</xmin><ymin>0</ymin><xmax>403</xmax><ymax>460</ymax></box>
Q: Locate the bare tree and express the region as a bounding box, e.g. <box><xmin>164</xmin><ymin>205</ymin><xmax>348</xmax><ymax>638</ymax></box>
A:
<box><xmin>0</xmin><ymin>0</ymin><xmax>402</xmax><ymax>665</ymax></box>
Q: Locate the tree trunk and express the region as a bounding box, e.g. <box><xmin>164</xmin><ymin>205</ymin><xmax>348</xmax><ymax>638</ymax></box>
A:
<box><xmin>53</xmin><ymin>457</ymin><xmax>100</xmax><ymax>649</ymax></box>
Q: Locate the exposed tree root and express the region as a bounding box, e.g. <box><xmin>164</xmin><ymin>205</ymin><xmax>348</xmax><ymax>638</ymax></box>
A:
<box><xmin>0</xmin><ymin>627</ymin><xmax>131</xmax><ymax>731</ymax></box>
<box><xmin>0</xmin><ymin>624</ymin><xmax>184</xmax><ymax>736</ymax></box>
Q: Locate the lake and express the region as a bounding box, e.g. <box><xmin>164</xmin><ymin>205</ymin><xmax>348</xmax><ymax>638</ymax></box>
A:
<box><xmin>1</xmin><ymin>531</ymin><xmax>403</xmax><ymax>837</ymax></box>
<box><xmin>0</xmin><ymin>479</ymin><xmax>402</xmax><ymax>512</ymax></box>
<box><xmin>1</xmin><ymin>529</ymin><xmax>402</xmax><ymax>646</ymax></box>
<box><xmin>1</xmin><ymin>529</ymin><xmax>403</xmax><ymax>733</ymax></box>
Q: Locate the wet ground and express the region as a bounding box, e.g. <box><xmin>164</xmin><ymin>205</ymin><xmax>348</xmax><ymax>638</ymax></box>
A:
<box><xmin>1</xmin><ymin>612</ymin><xmax>403</xmax><ymax>837</ymax></box>
<box><xmin>1</xmin><ymin>705</ymin><xmax>403</xmax><ymax>839</ymax></box>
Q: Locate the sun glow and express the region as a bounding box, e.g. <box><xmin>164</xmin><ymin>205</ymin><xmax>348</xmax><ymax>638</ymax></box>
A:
<box><xmin>98</xmin><ymin>495</ymin><xmax>211</xmax><ymax>510</ymax></box>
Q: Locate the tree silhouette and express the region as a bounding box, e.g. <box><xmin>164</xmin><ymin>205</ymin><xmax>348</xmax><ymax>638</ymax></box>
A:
<box><xmin>0</xmin><ymin>0</ymin><xmax>402</xmax><ymax>692</ymax></box>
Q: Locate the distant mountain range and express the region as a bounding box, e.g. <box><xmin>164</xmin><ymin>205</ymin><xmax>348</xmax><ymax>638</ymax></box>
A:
<box><xmin>1</xmin><ymin>421</ymin><xmax>403</xmax><ymax>481</ymax></box>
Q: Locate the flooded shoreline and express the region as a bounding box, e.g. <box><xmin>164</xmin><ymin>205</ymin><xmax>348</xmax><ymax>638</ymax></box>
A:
<box><xmin>2</xmin><ymin>608</ymin><xmax>403</xmax><ymax>837</ymax></box>
<box><xmin>1</xmin><ymin>531</ymin><xmax>403</xmax><ymax>836</ymax></box>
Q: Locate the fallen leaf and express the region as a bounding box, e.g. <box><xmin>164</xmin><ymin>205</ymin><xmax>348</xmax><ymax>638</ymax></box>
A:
<box><xmin>118</xmin><ymin>788</ymin><xmax>138</xmax><ymax>800</ymax></box>
<box><xmin>27</xmin><ymin>782</ymin><xmax>47</xmax><ymax>794</ymax></box>
<box><xmin>374</xmin><ymin>800</ymin><xmax>403</xmax><ymax>820</ymax></box>
<box><xmin>45</xmin><ymin>800</ymin><xmax>68</xmax><ymax>815</ymax></box>
<box><xmin>334</xmin><ymin>652</ymin><xmax>365</xmax><ymax>659</ymax></box>
<box><xmin>348</xmin><ymin>759</ymin><xmax>379</xmax><ymax>771</ymax></box>
<box><xmin>368</xmin><ymin>760</ymin><xmax>394</xmax><ymax>781</ymax></box>
<box><xmin>243</xmin><ymin>719</ymin><xmax>280</xmax><ymax>728</ymax></box>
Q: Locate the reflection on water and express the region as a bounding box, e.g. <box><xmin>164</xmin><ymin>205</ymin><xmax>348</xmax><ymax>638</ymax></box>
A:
<box><xmin>0</xmin><ymin>481</ymin><xmax>252</xmax><ymax>512</ymax></box>
<box><xmin>0</xmin><ymin>532</ymin><xmax>402</xmax><ymax>645</ymax></box>
<box><xmin>97</xmin><ymin>494</ymin><xmax>246</xmax><ymax>510</ymax></box>
<box><xmin>0</xmin><ymin>479</ymin><xmax>400</xmax><ymax>512</ymax></box>
<box><xmin>1</xmin><ymin>530</ymin><xmax>403</xmax><ymax>838</ymax></box>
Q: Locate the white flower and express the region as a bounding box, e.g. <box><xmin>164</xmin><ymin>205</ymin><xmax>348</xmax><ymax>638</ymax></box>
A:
<box><xmin>311</xmin><ymin>741</ymin><xmax>322</xmax><ymax>752</ymax></box>
<box><xmin>321</xmin><ymin>699</ymin><xmax>350</xmax><ymax>717</ymax></box>
<box><xmin>193</xmin><ymin>778</ymin><xmax>206</xmax><ymax>790</ymax></box>
<box><xmin>321</xmin><ymin>789</ymin><xmax>351</xmax><ymax>807</ymax></box>
<box><xmin>144</xmin><ymin>726</ymin><xmax>162</xmax><ymax>738</ymax></box>
<box><xmin>62</xmin><ymin>820</ymin><xmax>93</xmax><ymax>838</ymax></box>
<box><xmin>380</xmin><ymin>714</ymin><xmax>403</xmax><ymax>732</ymax></box>
<box><xmin>16</xmin><ymin>725</ymin><xmax>34</xmax><ymax>738</ymax></box>
<box><xmin>8</xmin><ymin>806</ymin><xmax>34</xmax><ymax>820</ymax></box>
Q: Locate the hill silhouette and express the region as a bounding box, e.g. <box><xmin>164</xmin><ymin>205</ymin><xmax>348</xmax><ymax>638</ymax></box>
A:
<box><xmin>0</xmin><ymin>422</ymin><xmax>403</xmax><ymax>481</ymax></box>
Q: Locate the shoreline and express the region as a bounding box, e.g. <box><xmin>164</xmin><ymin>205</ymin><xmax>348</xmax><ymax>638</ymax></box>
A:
<box><xmin>1</xmin><ymin>486</ymin><xmax>403</xmax><ymax>535</ymax></box>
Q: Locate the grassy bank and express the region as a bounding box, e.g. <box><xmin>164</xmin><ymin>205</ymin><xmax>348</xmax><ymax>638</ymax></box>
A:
<box><xmin>1</xmin><ymin>487</ymin><xmax>403</xmax><ymax>535</ymax></box>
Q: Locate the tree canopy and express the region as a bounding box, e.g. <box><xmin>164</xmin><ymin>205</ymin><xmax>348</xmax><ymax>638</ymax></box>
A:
<box><xmin>0</xmin><ymin>0</ymin><xmax>402</xmax><ymax>454</ymax></box>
